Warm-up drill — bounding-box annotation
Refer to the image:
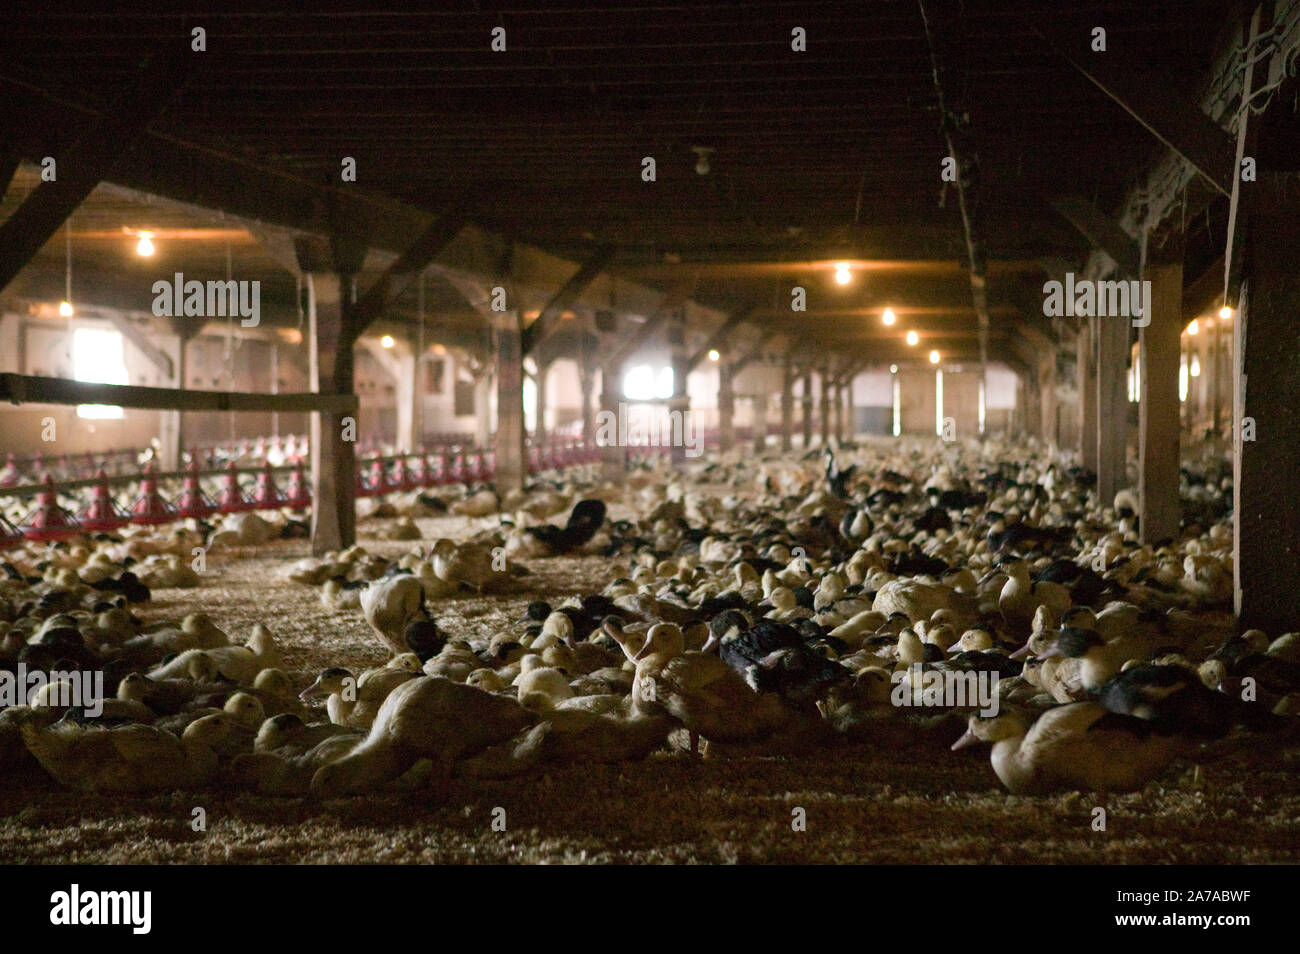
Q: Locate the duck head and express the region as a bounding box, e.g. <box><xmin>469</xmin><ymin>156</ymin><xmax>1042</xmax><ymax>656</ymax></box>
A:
<box><xmin>300</xmin><ymin>667</ymin><xmax>354</xmax><ymax>700</ymax></box>
<box><xmin>635</xmin><ymin>623</ymin><xmax>685</xmax><ymax>662</ymax></box>
<box><xmin>701</xmin><ymin>609</ymin><xmax>751</xmax><ymax>654</ymax></box>
<box><xmin>951</xmin><ymin>710</ymin><xmax>1030</xmax><ymax>750</ymax></box>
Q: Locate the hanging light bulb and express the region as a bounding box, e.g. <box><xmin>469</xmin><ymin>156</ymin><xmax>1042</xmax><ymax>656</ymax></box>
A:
<box><xmin>1186</xmin><ymin>319</ymin><xmax>1199</xmax><ymax>336</ymax></box>
<box><xmin>906</xmin><ymin>330</ymin><xmax>919</xmax><ymax>346</ymax></box>
<box><xmin>380</xmin><ymin>334</ymin><xmax>395</xmax><ymax>349</ymax></box>
<box><xmin>59</xmin><ymin>300</ymin><xmax>74</xmax><ymax>318</ymax></box>
<box><xmin>135</xmin><ymin>230</ymin><xmax>155</xmax><ymax>257</ymax></box>
<box><xmin>889</xmin><ymin>364</ymin><xmax>898</xmax><ymax>374</ymax></box>
<box><xmin>929</xmin><ymin>350</ymin><xmax>941</xmax><ymax>364</ymax></box>
<box><xmin>707</xmin><ymin>349</ymin><xmax>720</xmax><ymax>362</ymax></box>
<box><xmin>1218</xmin><ymin>305</ymin><xmax>1232</xmax><ymax>319</ymax></box>
<box><xmin>881</xmin><ymin>307</ymin><xmax>896</xmax><ymax>326</ymax></box>
<box><xmin>834</xmin><ymin>262</ymin><xmax>851</xmax><ymax>285</ymax></box>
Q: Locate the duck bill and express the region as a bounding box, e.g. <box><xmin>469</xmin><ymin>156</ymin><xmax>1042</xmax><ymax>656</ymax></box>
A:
<box><xmin>1035</xmin><ymin>646</ymin><xmax>1065</xmax><ymax>661</ymax></box>
<box><xmin>633</xmin><ymin>641</ymin><xmax>655</xmax><ymax>662</ymax></box>
<box><xmin>1009</xmin><ymin>643</ymin><xmax>1033</xmax><ymax>660</ymax></box>
<box><xmin>700</xmin><ymin>634</ymin><xmax>719</xmax><ymax>654</ymax></box>
<box><xmin>299</xmin><ymin>679</ymin><xmax>325</xmax><ymax>700</ymax></box>
<box><xmin>951</xmin><ymin>728</ymin><xmax>978</xmax><ymax>751</ymax></box>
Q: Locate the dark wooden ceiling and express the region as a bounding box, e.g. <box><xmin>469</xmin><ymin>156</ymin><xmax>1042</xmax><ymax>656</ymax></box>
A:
<box><xmin>0</xmin><ymin>0</ymin><xmax>1243</xmax><ymax>363</ymax></box>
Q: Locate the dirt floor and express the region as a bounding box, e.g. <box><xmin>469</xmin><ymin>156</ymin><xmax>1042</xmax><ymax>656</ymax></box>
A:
<box><xmin>4</xmin><ymin>513</ymin><xmax>1300</xmax><ymax>865</ymax></box>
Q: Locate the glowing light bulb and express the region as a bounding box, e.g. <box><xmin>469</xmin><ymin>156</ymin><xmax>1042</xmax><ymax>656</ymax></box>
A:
<box><xmin>834</xmin><ymin>262</ymin><xmax>851</xmax><ymax>285</ymax></box>
<box><xmin>58</xmin><ymin>300</ymin><xmax>74</xmax><ymax>318</ymax></box>
<box><xmin>380</xmin><ymin>334</ymin><xmax>395</xmax><ymax>349</ymax></box>
<box><xmin>889</xmin><ymin>364</ymin><xmax>898</xmax><ymax>374</ymax></box>
<box><xmin>906</xmin><ymin>330</ymin><xmax>919</xmax><ymax>346</ymax></box>
<box><xmin>1186</xmin><ymin>319</ymin><xmax>1198</xmax><ymax>336</ymax></box>
<box><xmin>135</xmin><ymin>231</ymin><xmax>155</xmax><ymax>257</ymax></box>
<box><xmin>707</xmin><ymin>349</ymin><xmax>720</xmax><ymax>362</ymax></box>
<box><xmin>881</xmin><ymin>307</ymin><xmax>896</xmax><ymax>326</ymax></box>
<box><xmin>929</xmin><ymin>350</ymin><xmax>940</xmax><ymax>364</ymax></box>
<box><xmin>1218</xmin><ymin>305</ymin><xmax>1232</xmax><ymax>319</ymax></box>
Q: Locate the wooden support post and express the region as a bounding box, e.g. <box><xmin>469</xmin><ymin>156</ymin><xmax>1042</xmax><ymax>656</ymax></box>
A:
<box><xmin>820</xmin><ymin>371</ymin><xmax>832</xmax><ymax>444</ymax></box>
<box><xmin>1096</xmin><ymin>307</ymin><xmax>1130</xmax><ymax>504</ymax></box>
<box><xmin>1039</xmin><ymin>351</ymin><xmax>1058</xmax><ymax>447</ymax></box>
<box><xmin>473</xmin><ymin>371</ymin><xmax>492</xmax><ymax>450</ymax></box>
<box><xmin>830</xmin><ymin>380</ymin><xmax>842</xmax><ymax>443</ymax></box>
<box><xmin>1234</xmin><ymin>174</ymin><xmax>1300</xmax><ymax>632</ymax></box>
<box><xmin>494</xmin><ymin>311</ymin><xmax>525</xmax><ymax>496</ymax></box>
<box><xmin>842</xmin><ymin>374</ymin><xmax>855</xmax><ymax>441</ymax></box>
<box><xmin>717</xmin><ymin>362</ymin><xmax>735</xmax><ymax>452</ymax></box>
<box><xmin>600</xmin><ymin>362</ymin><xmax>625</xmax><ymax>479</ymax></box>
<box><xmin>780</xmin><ymin>357</ymin><xmax>794</xmax><ymax>452</ymax></box>
<box><xmin>751</xmin><ymin>395</ymin><xmax>767</xmax><ymax>452</ymax></box>
<box><xmin>1078</xmin><ymin>319</ymin><xmax>1098</xmax><ymax>471</ymax></box>
<box><xmin>158</xmin><ymin>324</ymin><xmax>195</xmax><ymax>470</ymax></box>
<box><xmin>579</xmin><ymin>365</ymin><xmax>595</xmax><ymax>448</ymax></box>
<box><xmin>533</xmin><ymin>360</ymin><xmax>550</xmax><ymax>440</ymax></box>
<box><xmin>1139</xmin><ymin>251</ymin><xmax>1184</xmax><ymax>544</ymax></box>
<box><xmin>668</xmin><ymin>307</ymin><xmax>689</xmax><ymax>467</ymax></box>
<box><xmin>801</xmin><ymin>371</ymin><xmax>813</xmax><ymax>448</ymax></box>
<box><xmin>395</xmin><ymin>345</ymin><xmax>419</xmax><ymax>454</ymax></box>
<box><xmin>305</xmin><ymin>272</ymin><xmax>357</xmax><ymax>555</ymax></box>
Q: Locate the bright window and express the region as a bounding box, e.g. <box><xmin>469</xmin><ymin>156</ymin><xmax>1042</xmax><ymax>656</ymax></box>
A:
<box><xmin>72</xmin><ymin>327</ymin><xmax>128</xmax><ymax>419</ymax></box>
<box><xmin>624</xmin><ymin>365</ymin><xmax>673</xmax><ymax>401</ymax></box>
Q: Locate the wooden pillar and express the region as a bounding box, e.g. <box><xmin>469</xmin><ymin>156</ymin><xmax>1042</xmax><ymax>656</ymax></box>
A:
<box><xmin>780</xmin><ymin>358</ymin><xmax>794</xmax><ymax>452</ymax></box>
<box><xmin>1039</xmin><ymin>352</ymin><xmax>1058</xmax><ymax>447</ymax></box>
<box><xmin>600</xmin><ymin>362</ymin><xmax>625</xmax><ymax>479</ymax></box>
<box><xmin>159</xmin><ymin>324</ymin><xmax>194</xmax><ymax>470</ymax></box>
<box><xmin>819</xmin><ymin>371</ymin><xmax>831</xmax><ymax>444</ymax></box>
<box><xmin>1206</xmin><ymin>319</ymin><xmax>1216</xmax><ymax>441</ymax></box>
<box><xmin>1096</xmin><ymin>306</ymin><xmax>1129</xmax><ymax>504</ymax></box>
<box><xmin>1139</xmin><ymin>252</ymin><xmax>1184</xmax><ymax>544</ymax></box>
<box><xmin>1234</xmin><ymin>174</ymin><xmax>1300</xmax><ymax>632</ymax></box>
<box><xmin>579</xmin><ymin>367</ymin><xmax>595</xmax><ymax>447</ymax></box>
<box><xmin>473</xmin><ymin>371</ymin><xmax>492</xmax><ymax>449</ymax></box>
<box><xmin>306</xmin><ymin>272</ymin><xmax>357</xmax><ymax>554</ymax></box>
<box><xmin>668</xmin><ymin>309</ymin><xmax>689</xmax><ymax>467</ymax></box>
<box><xmin>842</xmin><ymin>374</ymin><xmax>854</xmax><ymax>440</ymax></box>
<box><xmin>394</xmin><ymin>344</ymin><xmax>419</xmax><ymax>454</ymax></box>
<box><xmin>534</xmin><ymin>360</ymin><xmax>550</xmax><ymax>441</ymax></box>
<box><xmin>801</xmin><ymin>371</ymin><xmax>813</xmax><ymax>448</ymax></box>
<box><xmin>717</xmin><ymin>362</ymin><xmax>735</xmax><ymax>452</ymax></box>
<box><xmin>494</xmin><ymin>311</ymin><xmax>525</xmax><ymax>496</ymax></box>
<box><xmin>751</xmin><ymin>395</ymin><xmax>766</xmax><ymax>452</ymax></box>
<box><xmin>1077</xmin><ymin>319</ymin><xmax>1098</xmax><ymax>470</ymax></box>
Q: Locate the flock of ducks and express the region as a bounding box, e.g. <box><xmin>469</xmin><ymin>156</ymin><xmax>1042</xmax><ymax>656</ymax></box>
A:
<box><xmin>2</xmin><ymin>437</ymin><xmax>1299</xmax><ymax>803</ymax></box>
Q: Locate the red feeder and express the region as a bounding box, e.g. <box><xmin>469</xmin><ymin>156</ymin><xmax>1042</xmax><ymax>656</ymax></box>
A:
<box><xmin>216</xmin><ymin>462</ymin><xmax>256</xmax><ymax>513</ymax></box>
<box><xmin>76</xmin><ymin>471</ymin><xmax>129</xmax><ymax>531</ymax></box>
<box><xmin>0</xmin><ymin>512</ymin><xmax>22</xmax><ymax>550</ymax></box>
<box><xmin>367</xmin><ymin>458</ymin><xmax>391</xmax><ymax>496</ymax></box>
<box><xmin>410</xmin><ymin>455</ymin><xmax>431</xmax><ymax>488</ymax></box>
<box><xmin>174</xmin><ymin>460</ymin><xmax>217</xmax><ymax>519</ymax></box>
<box><xmin>392</xmin><ymin>456</ymin><xmax>416</xmax><ymax>491</ymax></box>
<box><xmin>130</xmin><ymin>465</ymin><xmax>175</xmax><ymax>525</ymax></box>
<box><xmin>0</xmin><ymin>454</ymin><xmax>20</xmax><ymax>487</ymax></box>
<box><xmin>253</xmin><ymin>462</ymin><xmax>287</xmax><ymax>508</ymax></box>
<box><xmin>17</xmin><ymin>475</ymin><xmax>82</xmax><ymax>541</ymax></box>
<box><xmin>284</xmin><ymin>461</ymin><xmax>311</xmax><ymax>510</ymax></box>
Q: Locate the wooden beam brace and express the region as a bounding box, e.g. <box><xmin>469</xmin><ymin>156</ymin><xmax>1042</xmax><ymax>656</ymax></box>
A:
<box><xmin>687</xmin><ymin>302</ymin><xmax>757</xmax><ymax>371</ymax></box>
<box><xmin>353</xmin><ymin>197</ymin><xmax>473</xmax><ymax>331</ymax></box>
<box><xmin>1050</xmin><ymin>196</ymin><xmax>1142</xmax><ymax>277</ymax></box>
<box><xmin>1033</xmin><ymin>24</ymin><xmax>1236</xmax><ymax>197</ymax></box>
<box><xmin>100</xmin><ymin>310</ymin><xmax>173</xmax><ymax>379</ymax></box>
<box><xmin>521</xmin><ymin>244</ymin><xmax>614</xmax><ymax>355</ymax></box>
<box><xmin>0</xmin><ymin>53</ymin><xmax>188</xmax><ymax>293</ymax></box>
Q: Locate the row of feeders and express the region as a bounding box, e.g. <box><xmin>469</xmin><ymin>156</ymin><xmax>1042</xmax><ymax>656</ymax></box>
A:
<box><xmin>1</xmin><ymin>439</ymin><xmax>597</xmax><ymax>541</ymax></box>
